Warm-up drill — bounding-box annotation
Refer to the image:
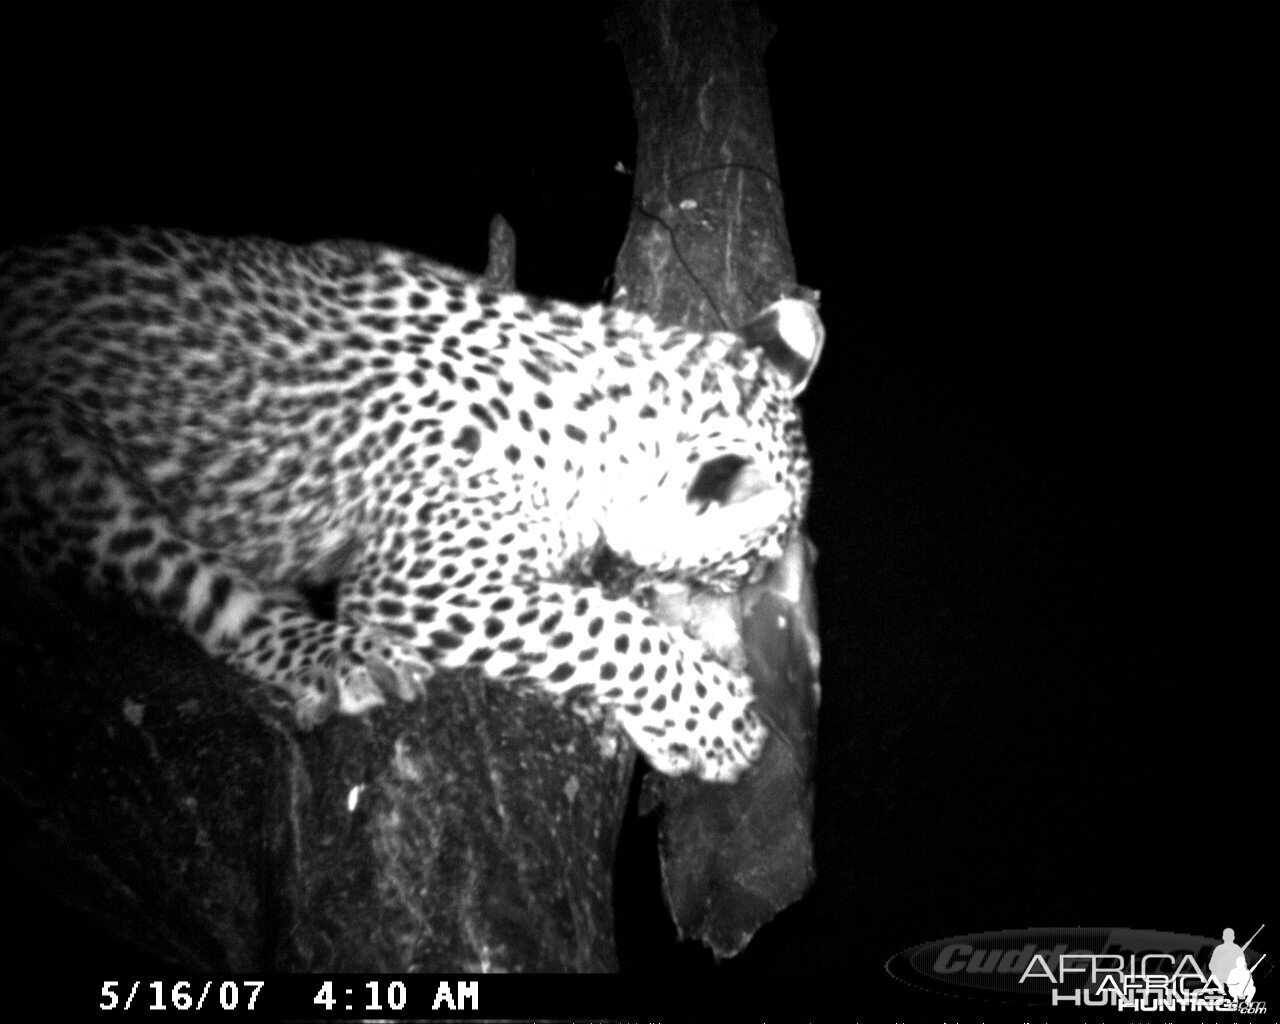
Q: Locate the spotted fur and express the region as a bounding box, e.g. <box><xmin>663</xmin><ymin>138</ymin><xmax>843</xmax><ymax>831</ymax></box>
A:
<box><xmin>0</xmin><ymin>227</ymin><xmax>822</xmax><ymax>782</ymax></box>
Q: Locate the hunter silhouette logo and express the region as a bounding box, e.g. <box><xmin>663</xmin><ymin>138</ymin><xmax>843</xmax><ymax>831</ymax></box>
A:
<box><xmin>1210</xmin><ymin>925</ymin><xmax>1265</xmax><ymax>1004</ymax></box>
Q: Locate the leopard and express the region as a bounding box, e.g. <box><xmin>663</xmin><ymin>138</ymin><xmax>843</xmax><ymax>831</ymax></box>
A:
<box><xmin>0</xmin><ymin>226</ymin><xmax>822</xmax><ymax>783</ymax></box>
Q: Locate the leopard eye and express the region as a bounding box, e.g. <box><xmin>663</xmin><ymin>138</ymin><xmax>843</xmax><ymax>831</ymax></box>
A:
<box><xmin>686</xmin><ymin>454</ymin><xmax>751</xmax><ymax>506</ymax></box>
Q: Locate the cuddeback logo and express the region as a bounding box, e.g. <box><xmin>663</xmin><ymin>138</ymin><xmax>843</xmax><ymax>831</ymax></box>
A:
<box><xmin>887</xmin><ymin>924</ymin><xmax>1268</xmax><ymax>1011</ymax></box>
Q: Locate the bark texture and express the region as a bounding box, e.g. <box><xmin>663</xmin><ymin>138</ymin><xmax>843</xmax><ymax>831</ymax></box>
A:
<box><xmin>4</xmin><ymin>563</ymin><xmax>630</xmax><ymax>972</ymax></box>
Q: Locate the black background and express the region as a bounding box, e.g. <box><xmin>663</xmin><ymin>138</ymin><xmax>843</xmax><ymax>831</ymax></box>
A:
<box><xmin>2</xmin><ymin>3</ymin><xmax>1266</xmax><ymax>1017</ymax></box>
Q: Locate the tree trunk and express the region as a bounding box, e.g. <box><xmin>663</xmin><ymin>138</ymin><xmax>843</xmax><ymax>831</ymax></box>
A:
<box><xmin>607</xmin><ymin>0</ymin><xmax>820</xmax><ymax>961</ymax></box>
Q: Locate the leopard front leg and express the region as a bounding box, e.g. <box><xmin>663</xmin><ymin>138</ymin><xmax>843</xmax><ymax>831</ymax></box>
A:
<box><xmin>356</xmin><ymin>574</ymin><xmax>767</xmax><ymax>783</ymax></box>
<box><xmin>0</xmin><ymin>413</ymin><xmax>431</xmax><ymax>726</ymax></box>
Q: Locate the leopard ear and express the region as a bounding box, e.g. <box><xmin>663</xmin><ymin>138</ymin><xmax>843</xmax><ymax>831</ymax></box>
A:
<box><xmin>738</xmin><ymin>298</ymin><xmax>824</xmax><ymax>395</ymax></box>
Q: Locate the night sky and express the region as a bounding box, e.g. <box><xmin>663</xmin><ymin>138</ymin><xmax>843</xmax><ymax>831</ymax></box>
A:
<box><xmin>2</xmin><ymin>3</ymin><xmax>1265</xmax><ymax>1015</ymax></box>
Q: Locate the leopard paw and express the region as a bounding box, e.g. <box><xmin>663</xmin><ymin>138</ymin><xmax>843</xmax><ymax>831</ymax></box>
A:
<box><xmin>620</xmin><ymin>659</ymin><xmax>767</xmax><ymax>783</ymax></box>
<box><xmin>331</xmin><ymin>625</ymin><xmax>434</xmax><ymax>715</ymax></box>
<box><xmin>234</xmin><ymin>615</ymin><xmax>433</xmax><ymax>728</ymax></box>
